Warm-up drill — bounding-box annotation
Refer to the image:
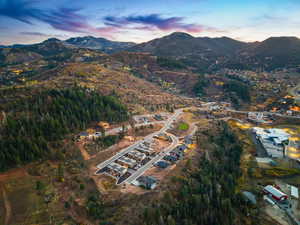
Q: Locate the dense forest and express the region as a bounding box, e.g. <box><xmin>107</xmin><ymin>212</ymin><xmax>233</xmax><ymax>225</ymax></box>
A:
<box><xmin>0</xmin><ymin>87</ymin><xmax>128</xmax><ymax>171</ymax></box>
<box><xmin>224</xmin><ymin>80</ymin><xmax>251</xmax><ymax>104</ymax></box>
<box><xmin>193</xmin><ymin>76</ymin><xmax>210</xmax><ymax>97</ymax></box>
<box><xmin>140</xmin><ymin>122</ymin><xmax>254</xmax><ymax>225</ymax></box>
<box><xmin>157</xmin><ymin>57</ymin><xmax>187</xmax><ymax>70</ymax></box>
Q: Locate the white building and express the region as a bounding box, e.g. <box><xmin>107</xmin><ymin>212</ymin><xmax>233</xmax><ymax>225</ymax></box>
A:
<box><xmin>252</xmin><ymin>127</ymin><xmax>290</xmax><ymax>158</ymax></box>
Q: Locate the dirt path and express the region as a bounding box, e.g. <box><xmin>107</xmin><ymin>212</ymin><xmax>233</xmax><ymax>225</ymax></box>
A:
<box><xmin>77</xmin><ymin>141</ymin><xmax>91</xmax><ymax>160</ymax></box>
<box><xmin>1</xmin><ymin>185</ymin><xmax>11</xmax><ymax>225</ymax></box>
<box><xmin>0</xmin><ymin>167</ymin><xmax>27</xmax><ymax>182</ymax></box>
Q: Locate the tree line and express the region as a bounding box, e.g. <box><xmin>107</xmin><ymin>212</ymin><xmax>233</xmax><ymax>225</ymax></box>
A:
<box><xmin>0</xmin><ymin>87</ymin><xmax>129</xmax><ymax>171</ymax></box>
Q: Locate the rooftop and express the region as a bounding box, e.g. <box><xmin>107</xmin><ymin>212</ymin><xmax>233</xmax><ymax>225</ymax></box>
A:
<box><xmin>127</xmin><ymin>150</ymin><xmax>146</xmax><ymax>159</ymax></box>
<box><xmin>118</xmin><ymin>156</ymin><xmax>137</xmax><ymax>166</ymax></box>
<box><xmin>107</xmin><ymin>163</ymin><xmax>127</xmax><ymax>174</ymax></box>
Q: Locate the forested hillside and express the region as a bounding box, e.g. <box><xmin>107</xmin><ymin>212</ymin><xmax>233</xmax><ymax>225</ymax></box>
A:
<box><xmin>140</xmin><ymin>122</ymin><xmax>253</xmax><ymax>225</ymax></box>
<box><xmin>0</xmin><ymin>87</ymin><xmax>128</xmax><ymax>171</ymax></box>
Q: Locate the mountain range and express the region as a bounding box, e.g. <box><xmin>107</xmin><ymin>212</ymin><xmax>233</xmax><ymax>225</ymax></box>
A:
<box><xmin>1</xmin><ymin>33</ymin><xmax>300</xmax><ymax>71</ymax></box>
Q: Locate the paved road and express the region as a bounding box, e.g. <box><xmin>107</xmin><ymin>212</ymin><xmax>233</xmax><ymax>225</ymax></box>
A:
<box><xmin>96</xmin><ymin>109</ymin><xmax>183</xmax><ymax>171</ymax></box>
<box><xmin>226</xmin><ymin>109</ymin><xmax>300</xmax><ymax>120</ymax></box>
<box><xmin>105</xmin><ymin>121</ymin><xmax>165</xmax><ymax>136</ymax></box>
<box><xmin>133</xmin><ymin>113</ymin><xmax>170</xmax><ymax>123</ymax></box>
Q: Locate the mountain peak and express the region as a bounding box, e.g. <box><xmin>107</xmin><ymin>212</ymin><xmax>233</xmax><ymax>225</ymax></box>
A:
<box><xmin>167</xmin><ymin>32</ymin><xmax>194</xmax><ymax>39</ymax></box>
<box><xmin>263</xmin><ymin>36</ymin><xmax>300</xmax><ymax>44</ymax></box>
<box><xmin>43</xmin><ymin>38</ymin><xmax>61</xmax><ymax>43</ymax></box>
<box><xmin>64</xmin><ymin>36</ymin><xmax>135</xmax><ymax>53</ymax></box>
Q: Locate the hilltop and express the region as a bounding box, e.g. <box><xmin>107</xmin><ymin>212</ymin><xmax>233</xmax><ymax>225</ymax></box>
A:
<box><xmin>129</xmin><ymin>32</ymin><xmax>300</xmax><ymax>72</ymax></box>
<box><xmin>65</xmin><ymin>36</ymin><xmax>135</xmax><ymax>53</ymax></box>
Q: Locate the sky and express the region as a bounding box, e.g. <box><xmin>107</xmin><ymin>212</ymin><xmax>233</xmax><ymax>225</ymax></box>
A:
<box><xmin>0</xmin><ymin>0</ymin><xmax>300</xmax><ymax>45</ymax></box>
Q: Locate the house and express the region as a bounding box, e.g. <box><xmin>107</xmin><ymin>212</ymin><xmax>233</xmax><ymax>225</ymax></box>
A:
<box><xmin>79</xmin><ymin>131</ymin><xmax>89</xmax><ymax>140</ymax></box>
<box><xmin>177</xmin><ymin>144</ymin><xmax>188</xmax><ymax>152</ymax></box>
<box><xmin>98</xmin><ymin>121</ymin><xmax>110</xmax><ymax>129</ymax></box>
<box><xmin>127</xmin><ymin>150</ymin><xmax>146</xmax><ymax>161</ymax></box>
<box><xmin>263</xmin><ymin>185</ymin><xmax>288</xmax><ymax>201</ymax></box>
<box><xmin>116</xmin><ymin>156</ymin><xmax>137</xmax><ymax>168</ymax></box>
<box><xmin>124</xmin><ymin>136</ymin><xmax>135</xmax><ymax>142</ymax></box>
<box><xmin>136</xmin><ymin>176</ymin><xmax>158</xmax><ymax>189</ymax></box>
<box><xmin>170</xmin><ymin>148</ymin><xmax>184</xmax><ymax>159</ymax></box>
<box><xmin>107</xmin><ymin>163</ymin><xmax>127</xmax><ymax>177</ymax></box>
<box><xmin>163</xmin><ymin>155</ymin><xmax>178</xmax><ymax>162</ymax></box>
<box><xmin>135</xmin><ymin>147</ymin><xmax>152</xmax><ymax>155</ymax></box>
<box><xmin>155</xmin><ymin>161</ymin><xmax>170</xmax><ymax>168</ymax></box>
<box><xmin>154</xmin><ymin>114</ymin><xmax>163</xmax><ymax>121</ymax></box>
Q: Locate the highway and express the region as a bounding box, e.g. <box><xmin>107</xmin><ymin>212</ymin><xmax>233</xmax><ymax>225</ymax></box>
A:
<box><xmin>96</xmin><ymin>109</ymin><xmax>183</xmax><ymax>171</ymax></box>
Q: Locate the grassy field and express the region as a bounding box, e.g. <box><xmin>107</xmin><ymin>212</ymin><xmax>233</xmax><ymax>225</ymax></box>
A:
<box><xmin>263</xmin><ymin>167</ymin><xmax>300</xmax><ymax>177</ymax></box>
<box><xmin>178</xmin><ymin>122</ymin><xmax>189</xmax><ymax>131</ymax></box>
<box><xmin>3</xmin><ymin>176</ymin><xmax>66</xmax><ymax>225</ymax></box>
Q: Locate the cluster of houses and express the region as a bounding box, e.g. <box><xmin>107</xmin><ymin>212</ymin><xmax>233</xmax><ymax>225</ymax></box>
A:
<box><xmin>98</xmin><ymin>141</ymin><xmax>155</xmax><ymax>181</ymax></box>
<box><xmin>158</xmin><ymin>136</ymin><xmax>193</xmax><ymax>167</ymax></box>
<box><xmin>78</xmin><ymin>121</ymin><xmax>111</xmax><ymax>140</ymax></box>
<box><xmin>252</xmin><ymin>127</ymin><xmax>290</xmax><ymax>158</ymax></box>
<box><xmin>133</xmin><ymin>113</ymin><xmax>168</xmax><ymax>125</ymax></box>
<box><xmin>134</xmin><ymin>135</ymin><xmax>194</xmax><ymax>189</ymax></box>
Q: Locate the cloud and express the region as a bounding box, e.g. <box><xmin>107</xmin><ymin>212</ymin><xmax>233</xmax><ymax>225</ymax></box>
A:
<box><xmin>0</xmin><ymin>1</ymin><xmax>221</xmax><ymax>41</ymax></box>
<box><xmin>104</xmin><ymin>14</ymin><xmax>216</xmax><ymax>33</ymax></box>
<box><xmin>20</xmin><ymin>31</ymin><xmax>50</xmax><ymax>36</ymax></box>
<box><xmin>0</xmin><ymin>0</ymin><xmax>87</xmax><ymax>32</ymax></box>
<box><xmin>0</xmin><ymin>0</ymin><xmax>117</xmax><ymax>37</ymax></box>
<box><xmin>19</xmin><ymin>31</ymin><xmax>68</xmax><ymax>38</ymax></box>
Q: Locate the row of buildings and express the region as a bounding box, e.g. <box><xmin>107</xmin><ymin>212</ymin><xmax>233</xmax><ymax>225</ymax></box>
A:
<box><xmin>102</xmin><ymin>141</ymin><xmax>154</xmax><ymax>179</ymax></box>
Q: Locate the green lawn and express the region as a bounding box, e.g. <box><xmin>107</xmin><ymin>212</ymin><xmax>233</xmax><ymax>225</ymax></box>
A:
<box><xmin>178</xmin><ymin>122</ymin><xmax>189</xmax><ymax>131</ymax></box>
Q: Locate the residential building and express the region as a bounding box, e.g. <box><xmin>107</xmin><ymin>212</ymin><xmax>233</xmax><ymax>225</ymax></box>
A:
<box><xmin>116</xmin><ymin>156</ymin><xmax>137</xmax><ymax>168</ymax></box>
<box><xmin>107</xmin><ymin>163</ymin><xmax>127</xmax><ymax>177</ymax></box>
<box><xmin>135</xmin><ymin>176</ymin><xmax>158</xmax><ymax>189</ymax></box>
<box><xmin>155</xmin><ymin>161</ymin><xmax>170</xmax><ymax>168</ymax></box>
<box><xmin>127</xmin><ymin>150</ymin><xmax>146</xmax><ymax>161</ymax></box>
